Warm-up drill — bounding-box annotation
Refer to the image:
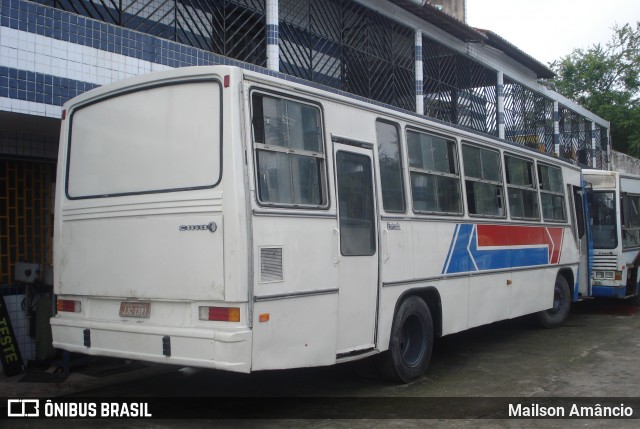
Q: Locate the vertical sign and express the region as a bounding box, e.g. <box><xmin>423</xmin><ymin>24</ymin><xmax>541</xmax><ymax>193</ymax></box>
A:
<box><xmin>0</xmin><ymin>294</ymin><xmax>25</xmax><ymax>376</ymax></box>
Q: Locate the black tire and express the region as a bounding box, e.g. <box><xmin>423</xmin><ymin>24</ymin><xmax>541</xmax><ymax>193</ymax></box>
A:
<box><xmin>377</xmin><ymin>296</ymin><xmax>433</xmax><ymax>383</ymax></box>
<box><xmin>536</xmin><ymin>275</ymin><xmax>571</xmax><ymax>328</ymax></box>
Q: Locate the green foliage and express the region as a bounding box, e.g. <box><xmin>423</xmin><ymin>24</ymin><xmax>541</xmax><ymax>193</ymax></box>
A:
<box><xmin>550</xmin><ymin>22</ymin><xmax>640</xmax><ymax>156</ymax></box>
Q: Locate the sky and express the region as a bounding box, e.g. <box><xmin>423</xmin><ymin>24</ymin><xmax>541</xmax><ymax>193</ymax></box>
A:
<box><xmin>466</xmin><ymin>0</ymin><xmax>640</xmax><ymax>65</ymax></box>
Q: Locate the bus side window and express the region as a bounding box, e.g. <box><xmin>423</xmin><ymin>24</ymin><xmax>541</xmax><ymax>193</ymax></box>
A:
<box><xmin>251</xmin><ymin>93</ymin><xmax>327</xmax><ymax>208</ymax></box>
<box><xmin>406</xmin><ymin>129</ymin><xmax>462</xmax><ymax>215</ymax></box>
<box><xmin>504</xmin><ymin>154</ymin><xmax>540</xmax><ymax>220</ymax></box>
<box><xmin>622</xmin><ymin>193</ymin><xmax>640</xmax><ymax>248</ymax></box>
<box><xmin>462</xmin><ymin>143</ymin><xmax>504</xmax><ymax>217</ymax></box>
<box><xmin>375</xmin><ymin>120</ymin><xmax>406</xmax><ymax>213</ymax></box>
<box><xmin>538</xmin><ymin>163</ymin><xmax>567</xmax><ymax>222</ymax></box>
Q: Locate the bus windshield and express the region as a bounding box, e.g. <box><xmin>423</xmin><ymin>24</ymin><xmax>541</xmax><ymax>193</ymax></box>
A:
<box><xmin>66</xmin><ymin>80</ymin><xmax>222</xmax><ymax>199</ymax></box>
<box><xmin>590</xmin><ymin>191</ymin><xmax>618</xmax><ymax>249</ymax></box>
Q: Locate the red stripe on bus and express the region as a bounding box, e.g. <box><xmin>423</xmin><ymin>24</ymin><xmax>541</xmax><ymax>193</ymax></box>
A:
<box><xmin>477</xmin><ymin>224</ymin><xmax>564</xmax><ymax>264</ymax></box>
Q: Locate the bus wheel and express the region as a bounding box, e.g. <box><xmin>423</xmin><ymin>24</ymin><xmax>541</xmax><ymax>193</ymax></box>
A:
<box><xmin>377</xmin><ymin>296</ymin><xmax>433</xmax><ymax>383</ymax></box>
<box><xmin>536</xmin><ymin>275</ymin><xmax>571</xmax><ymax>328</ymax></box>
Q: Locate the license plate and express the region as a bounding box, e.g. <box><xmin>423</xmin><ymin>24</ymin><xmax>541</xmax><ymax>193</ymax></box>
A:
<box><xmin>119</xmin><ymin>301</ymin><xmax>151</xmax><ymax>318</ymax></box>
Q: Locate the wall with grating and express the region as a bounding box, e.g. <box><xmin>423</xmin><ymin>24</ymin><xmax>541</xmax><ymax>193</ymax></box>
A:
<box><xmin>0</xmin><ymin>158</ymin><xmax>54</xmax><ymax>287</ymax></box>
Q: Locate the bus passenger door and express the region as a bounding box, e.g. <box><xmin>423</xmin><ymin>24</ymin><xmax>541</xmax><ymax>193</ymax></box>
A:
<box><xmin>334</xmin><ymin>142</ymin><xmax>379</xmax><ymax>355</ymax></box>
<box><xmin>573</xmin><ymin>184</ymin><xmax>593</xmax><ymax>298</ymax></box>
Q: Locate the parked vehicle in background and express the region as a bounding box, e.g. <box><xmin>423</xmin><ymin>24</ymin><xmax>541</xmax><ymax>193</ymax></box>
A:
<box><xmin>583</xmin><ymin>169</ymin><xmax>640</xmax><ymax>301</ymax></box>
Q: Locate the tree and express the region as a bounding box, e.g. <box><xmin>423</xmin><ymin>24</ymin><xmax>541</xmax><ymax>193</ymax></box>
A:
<box><xmin>550</xmin><ymin>22</ymin><xmax>640</xmax><ymax>156</ymax></box>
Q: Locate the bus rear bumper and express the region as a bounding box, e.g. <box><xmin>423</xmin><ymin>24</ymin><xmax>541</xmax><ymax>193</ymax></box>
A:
<box><xmin>51</xmin><ymin>317</ymin><xmax>252</xmax><ymax>373</ymax></box>
<box><xmin>591</xmin><ymin>285</ymin><xmax>627</xmax><ymax>299</ymax></box>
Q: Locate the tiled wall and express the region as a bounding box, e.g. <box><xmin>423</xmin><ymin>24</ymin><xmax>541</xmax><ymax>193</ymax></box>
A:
<box><xmin>0</xmin><ymin>0</ymin><xmax>420</xmax><ymax>122</ymax></box>
<box><xmin>0</xmin><ymin>0</ymin><xmax>252</xmax><ymax>118</ymax></box>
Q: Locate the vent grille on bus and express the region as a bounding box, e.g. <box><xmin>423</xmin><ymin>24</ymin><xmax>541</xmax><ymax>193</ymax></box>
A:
<box><xmin>592</xmin><ymin>254</ymin><xmax>618</xmax><ymax>271</ymax></box>
<box><xmin>260</xmin><ymin>247</ymin><xmax>283</xmax><ymax>283</ymax></box>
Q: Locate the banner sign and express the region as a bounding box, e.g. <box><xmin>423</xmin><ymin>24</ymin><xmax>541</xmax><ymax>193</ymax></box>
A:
<box><xmin>1</xmin><ymin>397</ymin><xmax>639</xmax><ymax>419</ymax></box>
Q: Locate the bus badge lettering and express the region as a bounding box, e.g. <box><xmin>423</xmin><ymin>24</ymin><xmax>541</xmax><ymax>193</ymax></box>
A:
<box><xmin>387</xmin><ymin>222</ymin><xmax>401</xmax><ymax>231</ymax></box>
<box><xmin>179</xmin><ymin>222</ymin><xmax>217</xmax><ymax>233</ymax></box>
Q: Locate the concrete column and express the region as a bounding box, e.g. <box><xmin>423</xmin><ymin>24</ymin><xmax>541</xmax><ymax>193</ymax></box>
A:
<box><xmin>266</xmin><ymin>0</ymin><xmax>279</xmax><ymax>72</ymax></box>
<box><xmin>415</xmin><ymin>30</ymin><xmax>424</xmax><ymax>115</ymax></box>
<box><xmin>497</xmin><ymin>71</ymin><xmax>504</xmax><ymax>139</ymax></box>
<box><xmin>591</xmin><ymin>122</ymin><xmax>597</xmax><ymax>168</ymax></box>
<box><xmin>607</xmin><ymin>128</ymin><xmax>612</xmax><ymax>170</ymax></box>
<box><xmin>553</xmin><ymin>101</ymin><xmax>560</xmax><ymax>157</ymax></box>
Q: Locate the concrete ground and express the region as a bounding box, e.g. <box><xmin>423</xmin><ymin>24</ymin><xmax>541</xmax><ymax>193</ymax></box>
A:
<box><xmin>1</xmin><ymin>299</ymin><xmax>639</xmax><ymax>427</ymax></box>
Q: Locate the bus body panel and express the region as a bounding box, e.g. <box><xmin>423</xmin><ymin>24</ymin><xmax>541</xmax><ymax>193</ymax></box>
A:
<box><xmin>251</xmin><ymin>216</ymin><xmax>338</xmax><ymax>302</ymax></box>
<box><xmin>249</xmin><ymin>215</ymin><xmax>341</xmax><ymax>369</ymax></box>
<box><xmin>251</xmin><ymin>294</ymin><xmax>339</xmax><ymax>370</ymax></box>
<box><xmin>57</xmin><ymin>206</ymin><xmax>225</xmax><ymax>301</ymax></box>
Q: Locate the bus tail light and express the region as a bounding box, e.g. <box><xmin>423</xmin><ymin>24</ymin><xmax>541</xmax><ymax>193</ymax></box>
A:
<box><xmin>199</xmin><ymin>306</ymin><xmax>240</xmax><ymax>322</ymax></box>
<box><xmin>598</xmin><ymin>271</ymin><xmax>622</xmax><ymax>280</ymax></box>
<box><xmin>57</xmin><ymin>299</ymin><xmax>81</xmax><ymax>313</ymax></box>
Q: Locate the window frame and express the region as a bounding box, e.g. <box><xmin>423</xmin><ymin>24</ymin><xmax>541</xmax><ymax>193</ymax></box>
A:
<box><xmin>405</xmin><ymin>127</ymin><xmax>463</xmax><ymax>216</ymax></box>
<box><xmin>375</xmin><ymin>119</ymin><xmax>407</xmax><ymax>214</ymax></box>
<box><xmin>66</xmin><ymin>78</ymin><xmax>224</xmax><ymax>200</ymax></box>
<box><xmin>621</xmin><ymin>192</ymin><xmax>640</xmax><ymax>249</ymax></box>
<box><xmin>537</xmin><ymin>162</ymin><xmax>567</xmax><ymax>223</ymax></box>
<box><xmin>336</xmin><ymin>150</ymin><xmax>377</xmax><ymax>257</ymax></box>
<box><xmin>250</xmin><ymin>89</ymin><xmax>329</xmax><ymax>210</ymax></box>
<box><xmin>503</xmin><ymin>153</ymin><xmax>541</xmax><ymax>221</ymax></box>
<box><xmin>461</xmin><ymin>142</ymin><xmax>506</xmax><ymax>219</ymax></box>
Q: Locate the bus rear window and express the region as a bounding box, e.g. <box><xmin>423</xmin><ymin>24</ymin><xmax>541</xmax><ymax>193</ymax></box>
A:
<box><xmin>67</xmin><ymin>80</ymin><xmax>222</xmax><ymax>199</ymax></box>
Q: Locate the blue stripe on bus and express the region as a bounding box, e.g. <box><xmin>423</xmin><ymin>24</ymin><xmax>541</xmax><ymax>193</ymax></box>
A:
<box><xmin>442</xmin><ymin>224</ymin><xmax>460</xmax><ymax>274</ymax></box>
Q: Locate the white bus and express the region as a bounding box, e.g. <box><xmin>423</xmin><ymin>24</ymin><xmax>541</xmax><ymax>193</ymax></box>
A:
<box><xmin>583</xmin><ymin>169</ymin><xmax>640</xmax><ymax>301</ymax></box>
<box><xmin>52</xmin><ymin>66</ymin><xmax>586</xmax><ymax>382</ymax></box>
